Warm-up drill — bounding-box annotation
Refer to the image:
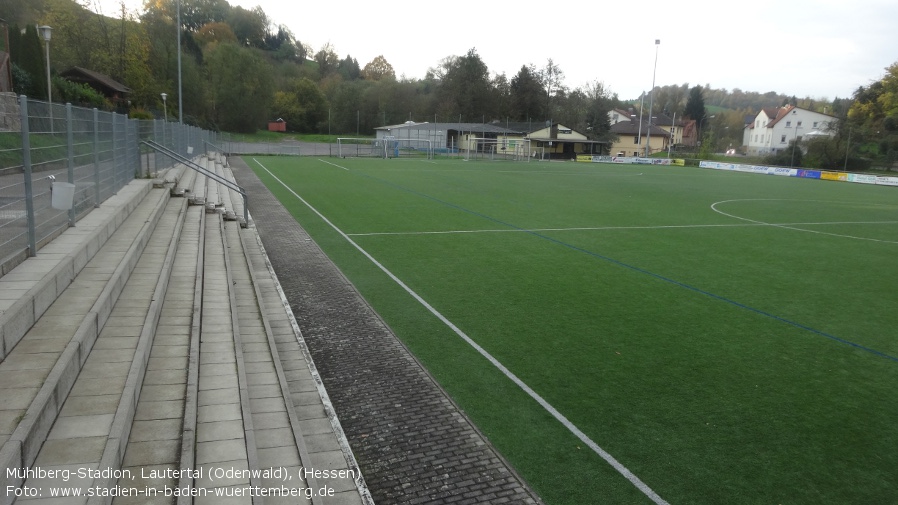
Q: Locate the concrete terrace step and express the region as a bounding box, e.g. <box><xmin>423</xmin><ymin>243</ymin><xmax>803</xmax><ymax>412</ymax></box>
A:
<box><xmin>111</xmin><ymin>204</ymin><xmax>204</xmax><ymax>505</ymax></box>
<box><xmin>1</xmin><ymin>159</ymin><xmax>371</xmax><ymax>505</ymax></box>
<box><xmin>9</xmin><ymin>194</ymin><xmax>189</xmax><ymax>505</ymax></box>
<box><xmin>218</xmin><ymin>165</ymin><xmax>371</xmax><ymax>505</ymax></box>
<box><xmin>1</xmin><ymin>181</ymin><xmax>154</xmax><ymax>357</ymax></box>
<box><xmin>0</xmin><ymin>181</ymin><xmax>178</xmax><ymax>500</ymax></box>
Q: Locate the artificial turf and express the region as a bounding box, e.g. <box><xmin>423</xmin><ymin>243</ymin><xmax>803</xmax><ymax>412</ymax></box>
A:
<box><xmin>249</xmin><ymin>155</ymin><xmax>898</xmax><ymax>504</ymax></box>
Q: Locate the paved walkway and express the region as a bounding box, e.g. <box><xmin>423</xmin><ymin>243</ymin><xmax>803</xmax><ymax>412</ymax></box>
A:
<box><xmin>230</xmin><ymin>156</ymin><xmax>543</xmax><ymax>505</ymax></box>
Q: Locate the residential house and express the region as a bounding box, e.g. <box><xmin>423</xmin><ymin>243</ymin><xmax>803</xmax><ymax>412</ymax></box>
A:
<box><xmin>609</xmin><ymin>119</ymin><xmax>669</xmax><ymax>156</ymax></box>
<box><xmin>743</xmin><ymin>105</ymin><xmax>837</xmax><ymax>156</ymax></box>
<box><xmin>59</xmin><ymin>67</ymin><xmax>131</xmax><ymax>104</ymax></box>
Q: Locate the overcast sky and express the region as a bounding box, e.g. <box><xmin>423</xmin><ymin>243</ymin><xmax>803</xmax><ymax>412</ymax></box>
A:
<box><xmin>112</xmin><ymin>0</ymin><xmax>897</xmax><ymax>101</ymax></box>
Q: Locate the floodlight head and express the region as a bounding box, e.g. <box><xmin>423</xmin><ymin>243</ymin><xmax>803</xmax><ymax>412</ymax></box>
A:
<box><xmin>38</xmin><ymin>25</ymin><xmax>52</xmax><ymax>42</ymax></box>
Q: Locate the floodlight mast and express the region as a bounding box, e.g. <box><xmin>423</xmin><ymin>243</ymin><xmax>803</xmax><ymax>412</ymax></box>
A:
<box><xmin>645</xmin><ymin>39</ymin><xmax>660</xmax><ymax>157</ymax></box>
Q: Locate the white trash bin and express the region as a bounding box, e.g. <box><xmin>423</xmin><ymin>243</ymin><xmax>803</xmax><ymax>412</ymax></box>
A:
<box><xmin>51</xmin><ymin>182</ymin><xmax>76</xmax><ymax>210</ymax></box>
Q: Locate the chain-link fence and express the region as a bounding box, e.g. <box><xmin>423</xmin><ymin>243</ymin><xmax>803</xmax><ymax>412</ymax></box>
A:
<box><xmin>0</xmin><ymin>94</ymin><xmax>217</xmax><ymax>273</ymax></box>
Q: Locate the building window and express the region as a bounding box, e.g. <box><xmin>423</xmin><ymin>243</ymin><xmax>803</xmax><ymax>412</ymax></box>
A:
<box><xmin>634</xmin><ymin>136</ymin><xmax>639</xmax><ymax>144</ymax></box>
<box><xmin>797</xmin><ymin>121</ymin><xmax>802</xmax><ymax>127</ymax></box>
<box><xmin>781</xmin><ymin>135</ymin><xmax>787</xmax><ymax>143</ymax></box>
<box><xmin>786</xmin><ymin>121</ymin><xmax>791</xmax><ymax>127</ymax></box>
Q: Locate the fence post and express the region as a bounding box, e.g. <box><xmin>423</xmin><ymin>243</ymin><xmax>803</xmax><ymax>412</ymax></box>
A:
<box><xmin>66</xmin><ymin>103</ymin><xmax>75</xmax><ymax>226</ymax></box>
<box><xmin>19</xmin><ymin>96</ymin><xmax>37</xmax><ymax>256</ymax></box>
<box><xmin>93</xmin><ymin>108</ymin><xmax>100</xmax><ymax>206</ymax></box>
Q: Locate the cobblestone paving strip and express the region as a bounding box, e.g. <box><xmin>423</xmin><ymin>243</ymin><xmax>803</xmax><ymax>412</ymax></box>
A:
<box><xmin>230</xmin><ymin>157</ymin><xmax>543</xmax><ymax>505</ymax></box>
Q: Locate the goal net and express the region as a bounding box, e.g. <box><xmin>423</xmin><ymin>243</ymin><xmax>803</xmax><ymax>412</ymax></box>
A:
<box><xmin>385</xmin><ymin>137</ymin><xmax>432</xmax><ymax>159</ymax></box>
<box><xmin>337</xmin><ymin>138</ymin><xmax>386</xmax><ymax>158</ymax></box>
<box><xmin>464</xmin><ymin>138</ymin><xmax>532</xmax><ymax>162</ymax></box>
<box><xmin>336</xmin><ymin>137</ymin><xmax>433</xmax><ymax>159</ymax></box>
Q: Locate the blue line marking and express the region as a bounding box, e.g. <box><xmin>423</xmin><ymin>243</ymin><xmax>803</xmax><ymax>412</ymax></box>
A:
<box><xmin>334</xmin><ymin>162</ymin><xmax>898</xmax><ymax>364</ymax></box>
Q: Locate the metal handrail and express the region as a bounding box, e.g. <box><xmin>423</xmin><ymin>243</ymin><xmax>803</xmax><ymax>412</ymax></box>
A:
<box><xmin>141</xmin><ymin>140</ymin><xmax>248</xmax><ymax>225</ymax></box>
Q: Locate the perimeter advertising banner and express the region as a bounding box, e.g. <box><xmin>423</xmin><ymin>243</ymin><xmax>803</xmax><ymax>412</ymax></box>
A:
<box><xmin>847</xmin><ymin>174</ymin><xmax>878</xmax><ymax>185</ymax></box>
<box><xmin>579</xmin><ymin>158</ymin><xmax>895</xmax><ymax>188</ymax></box>
<box><xmin>820</xmin><ymin>172</ymin><xmax>849</xmax><ymax>181</ymax></box>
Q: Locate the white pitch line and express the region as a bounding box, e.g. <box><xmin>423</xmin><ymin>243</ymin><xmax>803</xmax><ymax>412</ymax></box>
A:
<box><xmin>711</xmin><ymin>199</ymin><xmax>898</xmax><ymax>244</ymax></box>
<box><xmin>252</xmin><ymin>157</ymin><xmax>670</xmax><ymax>505</ymax></box>
<box><xmin>318</xmin><ymin>159</ymin><xmax>350</xmax><ymax>170</ymax></box>
<box><xmin>346</xmin><ymin>220</ymin><xmax>898</xmax><ymax>237</ymax></box>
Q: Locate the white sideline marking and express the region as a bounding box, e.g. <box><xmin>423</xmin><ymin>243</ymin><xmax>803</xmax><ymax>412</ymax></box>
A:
<box><xmin>346</xmin><ymin>220</ymin><xmax>898</xmax><ymax>237</ymax></box>
<box><xmin>253</xmin><ymin>157</ymin><xmax>670</xmax><ymax>505</ymax></box>
<box><xmin>711</xmin><ymin>199</ymin><xmax>898</xmax><ymax>244</ymax></box>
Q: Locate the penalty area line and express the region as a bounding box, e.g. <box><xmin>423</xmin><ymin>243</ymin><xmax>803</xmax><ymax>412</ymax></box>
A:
<box><xmin>252</xmin><ymin>157</ymin><xmax>670</xmax><ymax>505</ymax></box>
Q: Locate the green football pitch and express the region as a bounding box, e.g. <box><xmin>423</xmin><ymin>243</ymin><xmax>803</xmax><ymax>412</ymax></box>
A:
<box><xmin>247</xmin><ymin>155</ymin><xmax>898</xmax><ymax>505</ymax></box>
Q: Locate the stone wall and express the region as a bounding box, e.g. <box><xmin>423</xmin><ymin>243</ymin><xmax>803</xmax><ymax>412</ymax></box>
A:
<box><xmin>0</xmin><ymin>92</ymin><xmax>21</xmax><ymax>132</ymax></box>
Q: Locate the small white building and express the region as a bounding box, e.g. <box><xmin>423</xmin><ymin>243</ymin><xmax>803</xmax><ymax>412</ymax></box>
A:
<box><xmin>743</xmin><ymin>105</ymin><xmax>837</xmax><ymax>156</ymax></box>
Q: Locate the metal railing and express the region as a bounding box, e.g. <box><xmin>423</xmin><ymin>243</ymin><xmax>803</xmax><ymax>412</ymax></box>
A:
<box><xmin>0</xmin><ymin>94</ymin><xmax>217</xmax><ymax>272</ymax></box>
<box><xmin>144</xmin><ymin>139</ymin><xmax>248</xmax><ymax>225</ymax></box>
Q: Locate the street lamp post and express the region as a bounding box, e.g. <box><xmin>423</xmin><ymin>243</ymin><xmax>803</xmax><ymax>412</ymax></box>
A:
<box><xmin>38</xmin><ymin>25</ymin><xmax>52</xmax><ymax>131</ymax></box>
<box><xmin>699</xmin><ymin>115</ymin><xmax>716</xmax><ymax>147</ymax></box>
<box><xmin>645</xmin><ymin>39</ymin><xmax>660</xmax><ymax>157</ymax></box>
<box><xmin>668</xmin><ymin>111</ymin><xmax>676</xmax><ymax>158</ymax></box>
<box><xmin>176</xmin><ymin>0</ymin><xmax>183</xmax><ymax>124</ymax></box>
<box><xmin>790</xmin><ymin>122</ymin><xmax>802</xmax><ymax>168</ymax></box>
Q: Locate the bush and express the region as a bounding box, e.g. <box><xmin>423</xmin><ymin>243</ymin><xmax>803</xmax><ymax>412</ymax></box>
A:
<box><xmin>129</xmin><ymin>108</ymin><xmax>154</xmax><ymax>120</ymax></box>
<box><xmin>11</xmin><ymin>63</ymin><xmax>32</xmax><ymax>96</ymax></box>
<box><xmin>53</xmin><ymin>77</ymin><xmax>108</xmax><ymax>109</ymax></box>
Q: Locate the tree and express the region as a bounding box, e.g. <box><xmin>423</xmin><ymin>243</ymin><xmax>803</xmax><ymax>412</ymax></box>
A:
<box><xmin>510</xmin><ymin>65</ymin><xmax>544</xmax><ymax>120</ymax></box>
<box><xmin>9</xmin><ymin>24</ymin><xmax>48</xmax><ymax>100</ymax></box>
<box><xmin>314</xmin><ymin>43</ymin><xmax>339</xmax><ymax>78</ymax></box>
<box><xmin>142</xmin><ymin>0</ymin><xmax>230</xmax><ymax>31</ymax></box>
<box><xmin>542</xmin><ymin>58</ymin><xmax>565</xmax><ymax>120</ymax></box>
<box><xmin>582</xmin><ymin>80</ymin><xmax>617</xmax><ymax>152</ymax></box>
<box><xmin>329</xmin><ymin>79</ymin><xmax>368</xmax><ymax>133</ymax></box>
<box><xmin>491</xmin><ymin>73</ymin><xmax>511</xmax><ymax>119</ymax></box>
<box><xmin>270</xmin><ymin>77</ymin><xmax>328</xmax><ymax>132</ymax></box>
<box><xmin>195</xmin><ymin>22</ymin><xmax>237</xmax><ymax>47</ymax></box>
<box><xmin>337</xmin><ymin>55</ymin><xmax>360</xmax><ymax>80</ymax></box>
<box><xmin>684</xmin><ymin>85</ymin><xmax>706</xmax><ymax>125</ymax></box>
<box><xmin>436</xmin><ymin>48</ymin><xmax>494</xmax><ymax>121</ymax></box>
<box><xmin>763</xmin><ymin>139</ymin><xmax>803</xmax><ymax>167</ymax></box>
<box><xmin>848</xmin><ymin>61</ymin><xmax>898</xmax><ymax>165</ymax></box>
<box><xmin>204</xmin><ymin>43</ymin><xmax>273</xmax><ymax>132</ymax></box>
<box><xmin>361</xmin><ymin>55</ymin><xmax>394</xmax><ymax>81</ymax></box>
<box><xmin>227</xmin><ymin>5</ymin><xmax>267</xmax><ymax>48</ymax></box>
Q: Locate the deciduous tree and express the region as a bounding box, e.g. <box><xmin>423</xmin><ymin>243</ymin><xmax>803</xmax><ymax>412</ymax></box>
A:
<box><xmin>361</xmin><ymin>55</ymin><xmax>394</xmax><ymax>81</ymax></box>
<box><xmin>204</xmin><ymin>43</ymin><xmax>273</xmax><ymax>132</ymax></box>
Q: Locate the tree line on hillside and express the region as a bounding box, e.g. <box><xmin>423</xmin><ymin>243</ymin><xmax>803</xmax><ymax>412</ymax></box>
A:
<box><xmin>5</xmin><ymin>0</ymin><xmax>896</xmax><ymax>167</ymax></box>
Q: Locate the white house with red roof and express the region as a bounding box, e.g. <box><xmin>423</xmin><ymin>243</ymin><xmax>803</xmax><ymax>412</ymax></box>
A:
<box><xmin>743</xmin><ymin>105</ymin><xmax>837</xmax><ymax>156</ymax></box>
